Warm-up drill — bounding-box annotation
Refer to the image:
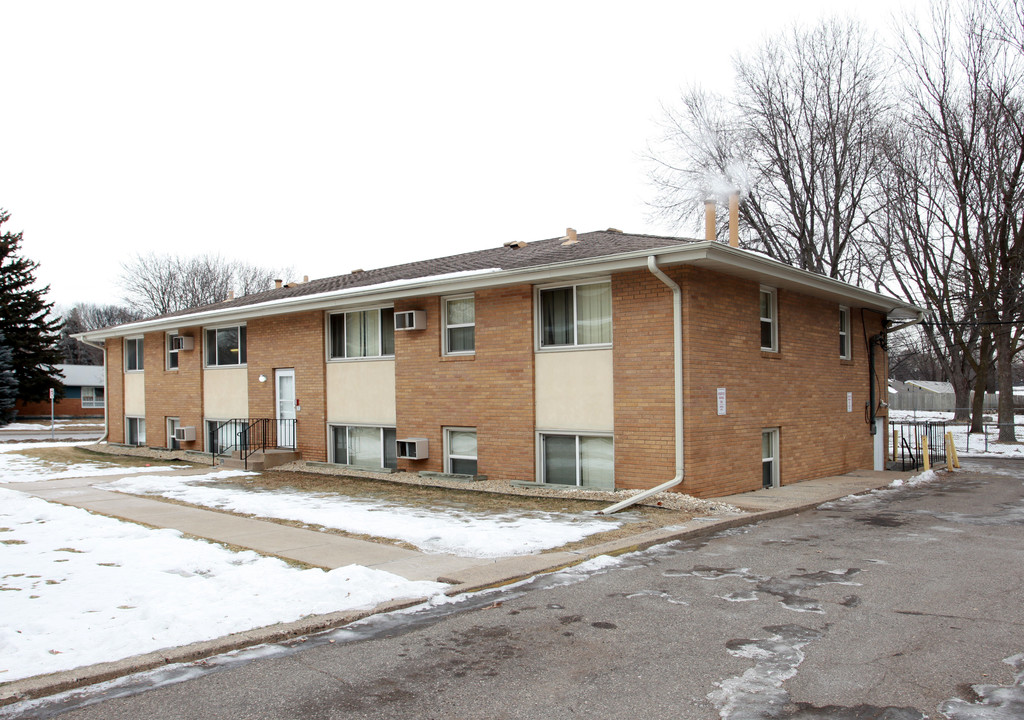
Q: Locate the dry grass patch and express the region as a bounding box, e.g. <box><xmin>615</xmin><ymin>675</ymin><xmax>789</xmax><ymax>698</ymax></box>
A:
<box><xmin>12</xmin><ymin>446</ymin><xmax>196</xmax><ymax>469</ymax></box>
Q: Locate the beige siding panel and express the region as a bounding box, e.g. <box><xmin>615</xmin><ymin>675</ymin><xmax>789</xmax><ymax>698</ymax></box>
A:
<box><xmin>123</xmin><ymin>373</ymin><xmax>146</xmax><ymax>417</ymax></box>
<box><xmin>326</xmin><ymin>360</ymin><xmax>396</xmax><ymax>425</ymax></box>
<box><xmin>203</xmin><ymin>368</ymin><xmax>249</xmax><ymax>418</ymax></box>
<box><xmin>535</xmin><ymin>349</ymin><xmax>614</xmax><ymax>432</ymax></box>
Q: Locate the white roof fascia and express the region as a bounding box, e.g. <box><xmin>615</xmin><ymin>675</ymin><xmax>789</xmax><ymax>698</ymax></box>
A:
<box><xmin>76</xmin><ymin>241</ymin><xmax>922</xmax><ymax>341</ymax></box>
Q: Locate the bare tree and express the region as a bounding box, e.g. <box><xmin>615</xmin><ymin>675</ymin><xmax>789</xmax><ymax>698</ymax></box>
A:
<box><xmin>649</xmin><ymin>18</ymin><xmax>890</xmax><ymax>286</ymax></box>
<box><xmin>119</xmin><ymin>254</ymin><xmax>290</xmax><ymax>318</ymax></box>
<box><xmin>58</xmin><ymin>303</ymin><xmax>143</xmax><ymax>364</ymax></box>
<box><xmin>883</xmin><ymin>0</ymin><xmax>1024</xmax><ymax>440</ymax></box>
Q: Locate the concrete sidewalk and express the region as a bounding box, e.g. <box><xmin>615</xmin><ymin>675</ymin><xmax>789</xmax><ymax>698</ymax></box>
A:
<box><xmin>0</xmin><ymin>464</ymin><xmax>922</xmax><ymax>704</ymax></box>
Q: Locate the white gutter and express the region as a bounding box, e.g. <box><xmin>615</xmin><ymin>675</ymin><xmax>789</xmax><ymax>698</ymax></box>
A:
<box><xmin>598</xmin><ymin>255</ymin><xmax>684</xmax><ymax>514</ymax></box>
<box><xmin>887</xmin><ymin>310</ymin><xmax>927</xmax><ymax>334</ymax></box>
<box><xmin>78</xmin><ymin>338</ymin><xmax>109</xmax><ymax>443</ymax></box>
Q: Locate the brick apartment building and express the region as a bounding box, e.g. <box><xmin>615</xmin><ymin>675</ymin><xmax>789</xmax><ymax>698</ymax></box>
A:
<box><xmin>76</xmin><ymin>229</ymin><xmax>921</xmax><ymax>499</ymax></box>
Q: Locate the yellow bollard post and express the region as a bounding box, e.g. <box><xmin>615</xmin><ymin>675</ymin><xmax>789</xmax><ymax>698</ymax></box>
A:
<box><xmin>946</xmin><ymin>431</ymin><xmax>960</xmax><ymax>469</ymax></box>
<box><xmin>922</xmin><ymin>435</ymin><xmax>930</xmax><ymax>472</ymax></box>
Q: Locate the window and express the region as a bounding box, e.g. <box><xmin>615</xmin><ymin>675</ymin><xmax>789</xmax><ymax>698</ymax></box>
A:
<box><xmin>328</xmin><ymin>308</ymin><xmax>395</xmax><ymax>359</ymax></box>
<box><xmin>167</xmin><ymin>332</ymin><xmax>179</xmax><ymax>370</ymax></box>
<box><xmin>443</xmin><ymin>296</ymin><xmax>475</xmax><ymax>355</ymax></box>
<box><xmin>126</xmin><ymin>416</ymin><xmax>146</xmax><ymax>446</ymax></box>
<box><xmin>445</xmin><ymin>428</ymin><xmax>478</xmax><ymax>475</ymax></box>
<box><xmin>539</xmin><ymin>280</ymin><xmax>612</xmax><ymax>348</ymax></box>
<box><xmin>81</xmin><ymin>387</ymin><xmax>105</xmax><ymax>408</ymax></box>
<box><xmin>205</xmin><ymin>326</ymin><xmax>247</xmax><ymax>367</ymax></box>
<box><xmin>125</xmin><ymin>337</ymin><xmax>144</xmax><ymax>371</ymax></box>
<box><xmin>540</xmin><ymin>433</ymin><xmax>613</xmax><ymax>490</ymax></box>
<box><xmin>206</xmin><ymin>419</ymin><xmax>237</xmax><ymax>454</ymax></box>
<box><xmin>762</xmin><ymin>429</ymin><xmax>779</xmax><ymax>489</ymax></box>
<box><xmin>167</xmin><ymin>417</ymin><xmax>180</xmax><ymax>451</ymax></box>
<box><xmin>759</xmin><ymin>287</ymin><xmax>777</xmax><ymax>352</ymax></box>
<box><xmin>839</xmin><ymin>306</ymin><xmax>851</xmax><ymax>359</ymax></box>
<box><xmin>331</xmin><ymin>425</ymin><xmax>397</xmax><ymax>470</ymax></box>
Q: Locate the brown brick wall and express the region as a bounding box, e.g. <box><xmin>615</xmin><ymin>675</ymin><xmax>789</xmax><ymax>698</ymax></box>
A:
<box><xmin>612</xmin><ymin>268</ymin><xmax>678</xmax><ymax>489</ymax></box>
<box><xmin>679</xmin><ymin>267</ymin><xmax>886</xmax><ymax>497</ymax></box>
<box><xmin>246</xmin><ymin>312</ymin><xmax>327</xmax><ymax>461</ymax></box>
<box><xmin>394</xmin><ymin>286</ymin><xmax>536</xmax><ymax>482</ymax></box>
<box><xmin>107</xmin><ymin>341</ymin><xmax>125</xmax><ymax>443</ymax></box>
<box><xmin>142</xmin><ymin>328</ymin><xmax>204</xmax><ymax>449</ymax></box>
<box><xmin>15</xmin><ymin>398</ymin><xmax>104</xmax><ymax>419</ymax></box>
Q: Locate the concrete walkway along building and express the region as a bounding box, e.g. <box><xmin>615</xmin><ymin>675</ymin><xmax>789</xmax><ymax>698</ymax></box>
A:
<box><xmin>76</xmin><ymin>225</ymin><xmax>922</xmax><ymax>499</ymax></box>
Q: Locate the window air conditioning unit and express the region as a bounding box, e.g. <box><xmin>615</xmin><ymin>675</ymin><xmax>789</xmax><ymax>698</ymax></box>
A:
<box><xmin>171</xmin><ymin>335</ymin><xmax>195</xmax><ymax>351</ymax></box>
<box><xmin>174</xmin><ymin>426</ymin><xmax>196</xmax><ymax>442</ymax></box>
<box><xmin>396</xmin><ymin>438</ymin><xmax>428</xmax><ymax>459</ymax></box>
<box><xmin>394</xmin><ymin>310</ymin><xmax>426</xmax><ymax>331</ymax></box>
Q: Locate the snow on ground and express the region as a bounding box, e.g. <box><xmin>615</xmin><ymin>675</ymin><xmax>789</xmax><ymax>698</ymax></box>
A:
<box><xmin>98</xmin><ymin>470</ymin><xmax>623</xmax><ymax>558</ymax></box>
<box><xmin>0</xmin><ymin>444</ymin><xmax>188</xmax><ymax>484</ymax></box>
<box><xmin>1</xmin><ymin>420</ymin><xmax>103</xmax><ymax>430</ymax></box>
<box><xmin>889</xmin><ymin>410</ymin><xmax>1024</xmax><ymax>458</ymax></box>
<box><xmin>0</xmin><ymin>488</ymin><xmax>446</xmax><ymax>683</ymax></box>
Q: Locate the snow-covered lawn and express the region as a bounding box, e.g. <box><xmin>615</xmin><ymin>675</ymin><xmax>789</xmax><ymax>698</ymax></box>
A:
<box><xmin>0</xmin><ymin>443</ymin><xmax>189</xmax><ymax>483</ymax></box>
<box><xmin>889</xmin><ymin>410</ymin><xmax>1023</xmax><ymax>458</ymax></box>
<box><xmin>1</xmin><ymin>420</ymin><xmax>102</xmax><ymax>430</ymax></box>
<box><xmin>98</xmin><ymin>470</ymin><xmax>623</xmax><ymax>557</ymax></box>
<box><xmin>0</xmin><ymin>488</ymin><xmax>446</xmax><ymax>683</ymax></box>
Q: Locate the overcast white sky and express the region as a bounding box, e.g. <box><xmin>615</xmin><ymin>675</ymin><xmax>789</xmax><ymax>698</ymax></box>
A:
<box><xmin>3</xmin><ymin>0</ymin><xmax>922</xmax><ymax>309</ymax></box>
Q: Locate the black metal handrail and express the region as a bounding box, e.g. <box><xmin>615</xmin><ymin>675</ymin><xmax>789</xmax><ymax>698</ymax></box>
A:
<box><xmin>211</xmin><ymin>418</ymin><xmax>297</xmax><ymax>469</ymax></box>
<box><xmin>891</xmin><ymin>421</ymin><xmax>947</xmax><ymax>471</ymax></box>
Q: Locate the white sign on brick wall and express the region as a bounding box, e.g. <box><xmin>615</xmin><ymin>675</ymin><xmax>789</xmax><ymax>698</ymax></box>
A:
<box><xmin>847</xmin><ymin>392</ymin><xmax>853</xmax><ymax>412</ymax></box>
<box><xmin>717</xmin><ymin>387</ymin><xmax>727</xmax><ymax>416</ymax></box>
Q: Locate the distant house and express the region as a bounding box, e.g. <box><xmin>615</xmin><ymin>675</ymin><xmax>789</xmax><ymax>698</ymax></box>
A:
<box><xmin>77</xmin><ymin>227</ymin><xmax>921</xmax><ymax>499</ymax></box>
<box><xmin>15</xmin><ymin>364</ymin><xmax>105</xmax><ymax>419</ymax></box>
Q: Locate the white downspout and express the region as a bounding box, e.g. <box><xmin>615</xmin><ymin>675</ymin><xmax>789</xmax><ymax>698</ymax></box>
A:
<box><xmin>598</xmin><ymin>255</ymin><xmax>684</xmax><ymax>514</ymax></box>
<box><xmin>79</xmin><ymin>338</ymin><xmax>109</xmax><ymax>443</ymax></box>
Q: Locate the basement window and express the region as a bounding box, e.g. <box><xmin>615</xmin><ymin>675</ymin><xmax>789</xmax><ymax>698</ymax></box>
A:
<box><xmin>762</xmin><ymin>428</ymin><xmax>780</xmax><ymax>489</ymax></box>
<box><xmin>331</xmin><ymin>425</ymin><xmax>398</xmax><ymax>470</ymax></box>
<box><xmin>540</xmin><ymin>433</ymin><xmax>613</xmax><ymax>490</ymax></box>
<box><xmin>126</xmin><ymin>416</ymin><xmax>146</xmax><ymax>446</ymax></box>
<box><xmin>445</xmin><ymin>427</ymin><xmax>478</xmax><ymax>475</ymax></box>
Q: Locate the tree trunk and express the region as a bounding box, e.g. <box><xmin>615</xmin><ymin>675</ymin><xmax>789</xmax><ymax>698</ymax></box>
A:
<box><xmin>969</xmin><ymin>333</ymin><xmax>992</xmax><ymax>433</ymax></box>
<box><xmin>995</xmin><ymin>326</ymin><xmax>1017</xmax><ymax>442</ymax></box>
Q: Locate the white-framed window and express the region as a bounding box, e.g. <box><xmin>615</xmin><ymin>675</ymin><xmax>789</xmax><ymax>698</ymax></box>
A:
<box><xmin>167</xmin><ymin>332</ymin><xmax>180</xmax><ymax>370</ymax></box>
<box><xmin>538</xmin><ymin>280</ymin><xmax>612</xmax><ymax>349</ymax></box>
<box><xmin>205</xmin><ymin>325</ymin><xmax>247</xmax><ymax>367</ymax></box>
<box><xmin>330</xmin><ymin>425</ymin><xmax>398</xmax><ymax>470</ymax></box>
<box><xmin>444</xmin><ymin>427</ymin><xmax>478</xmax><ymax>475</ymax></box>
<box><xmin>839</xmin><ymin>306</ymin><xmax>851</xmax><ymax>360</ymax></box>
<box><xmin>759</xmin><ymin>287</ymin><xmax>778</xmax><ymax>352</ymax></box>
<box><xmin>328</xmin><ymin>308</ymin><xmax>395</xmax><ymax>360</ymax></box>
<box><xmin>762</xmin><ymin>428</ymin><xmax>780</xmax><ymax>489</ymax></box>
<box><xmin>125</xmin><ymin>337</ymin><xmax>144</xmax><ymax>371</ymax></box>
<box><xmin>167</xmin><ymin>417</ymin><xmax>180</xmax><ymax>450</ymax></box>
<box><xmin>81</xmin><ymin>387</ymin><xmax>104</xmax><ymax>408</ymax></box>
<box><xmin>443</xmin><ymin>295</ymin><xmax>475</xmax><ymax>355</ymax></box>
<box><xmin>206</xmin><ymin>419</ymin><xmax>235</xmax><ymax>454</ymax></box>
<box><xmin>126</xmin><ymin>416</ymin><xmax>146</xmax><ymax>446</ymax></box>
<box><xmin>539</xmin><ymin>432</ymin><xmax>614</xmax><ymax>490</ymax></box>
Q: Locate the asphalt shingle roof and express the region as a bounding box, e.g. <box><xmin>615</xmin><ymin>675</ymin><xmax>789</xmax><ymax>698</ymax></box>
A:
<box><xmin>147</xmin><ymin>230</ymin><xmax>694</xmax><ymax>323</ymax></box>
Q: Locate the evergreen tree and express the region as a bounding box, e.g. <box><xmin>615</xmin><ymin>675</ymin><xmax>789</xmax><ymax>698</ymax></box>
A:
<box><xmin>0</xmin><ymin>331</ymin><xmax>17</xmax><ymax>425</ymax></box>
<box><xmin>0</xmin><ymin>209</ymin><xmax>64</xmax><ymax>406</ymax></box>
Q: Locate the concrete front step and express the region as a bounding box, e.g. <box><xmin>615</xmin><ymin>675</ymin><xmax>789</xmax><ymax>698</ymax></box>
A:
<box><xmin>220</xmin><ymin>449</ymin><xmax>300</xmax><ymax>471</ymax></box>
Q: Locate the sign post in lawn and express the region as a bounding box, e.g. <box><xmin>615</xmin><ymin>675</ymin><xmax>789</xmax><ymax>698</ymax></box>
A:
<box><xmin>49</xmin><ymin>387</ymin><xmax>55</xmax><ymax>439</ymax></box>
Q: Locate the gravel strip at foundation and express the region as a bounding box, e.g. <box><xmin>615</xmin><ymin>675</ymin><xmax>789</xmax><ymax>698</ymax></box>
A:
<box><xmin>82</xmin><ymin>443</ymin><xmax>741</xmax><ymax>515</ymax></box>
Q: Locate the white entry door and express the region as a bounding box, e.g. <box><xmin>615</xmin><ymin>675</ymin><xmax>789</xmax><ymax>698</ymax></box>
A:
<box><xmin>275</xmin><ymin>368</ymin><xmax>296</xmax><ymax>448</ymax></box>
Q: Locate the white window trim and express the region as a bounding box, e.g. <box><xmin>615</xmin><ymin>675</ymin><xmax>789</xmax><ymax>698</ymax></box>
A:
<box><xmin>125</xmin><ymin>415</ymin><xmax>146</xmax><ymax>446</ymax></box>
<box><xmin>81</xmin><ymin>387</ymin><xmax>104</xmax><ymax>408</ymax></box>
<box><xmin>203</xmin><ymin>324</ymin><xmax>247</xmax><ymax>368</ymax></box>
<box><xmin>839</xmin><ymin>306</ymin><xmax>851</xmax><ymax>360</ymax></box>
<box><xmin>534</xmin><ymin>277</ymin><xmax>613</xmax><ymax>351</ymax></box>
<box><xmin>762</xmin><ymin>428</ymin><xmax>780</xmax><ymax>489</ymax></box>
<box><xmin>535</xmin><ymin>430</ymin><xmax>615</xmax><ymax>488</ymax></box>
<box><xmin>166</xmin><ymin>331</ymin><xmax>180</xmax><ymax>371</ymax></box>
<box><xmin>328</xmin><ymin>423</ymin><xmax>397</xmax><ymax>469</ymax></box>
<box><xmin>205</xmin><ymin>418</ymin><xmax>233</xmax><ymax>454</ymax></box>
<box><xmin>444</xmin><ymin>426</ymin><xmax>478</xmax><ymax>474</ymax></box>
<box><xmin>167</xmin><ymin>417</ymin><xmax>180</xmax><ymax>450</ymax></box>
<box><xmin>325</xmin><ymin>306</ymin><xmax>396</xmax><ymax>362</ymax></box>
<box><xmin>124</xmin><ymin>336</ymin><xmax>144</xmax><ymax>372</ymax></box>
<box><xmin>442</xmin><ymin>294</ymin><xmax>475</xmax><ymax>356</ymax></box>
<box><xmin>760</xmin><ymin>286</ymin><xmax>778</xmax><ymax>353</ymax></box>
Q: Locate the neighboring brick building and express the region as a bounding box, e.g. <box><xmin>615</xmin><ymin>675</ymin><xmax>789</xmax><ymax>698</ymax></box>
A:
<box><xmin>15</xmin><ymin>364</ymin><xmax>105</xmax><ymax>419</ymax></box>
<box><xmin>76</xmin><ymin>229</ymin><xmax>921</xmax><ymax>499</ymax></box>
